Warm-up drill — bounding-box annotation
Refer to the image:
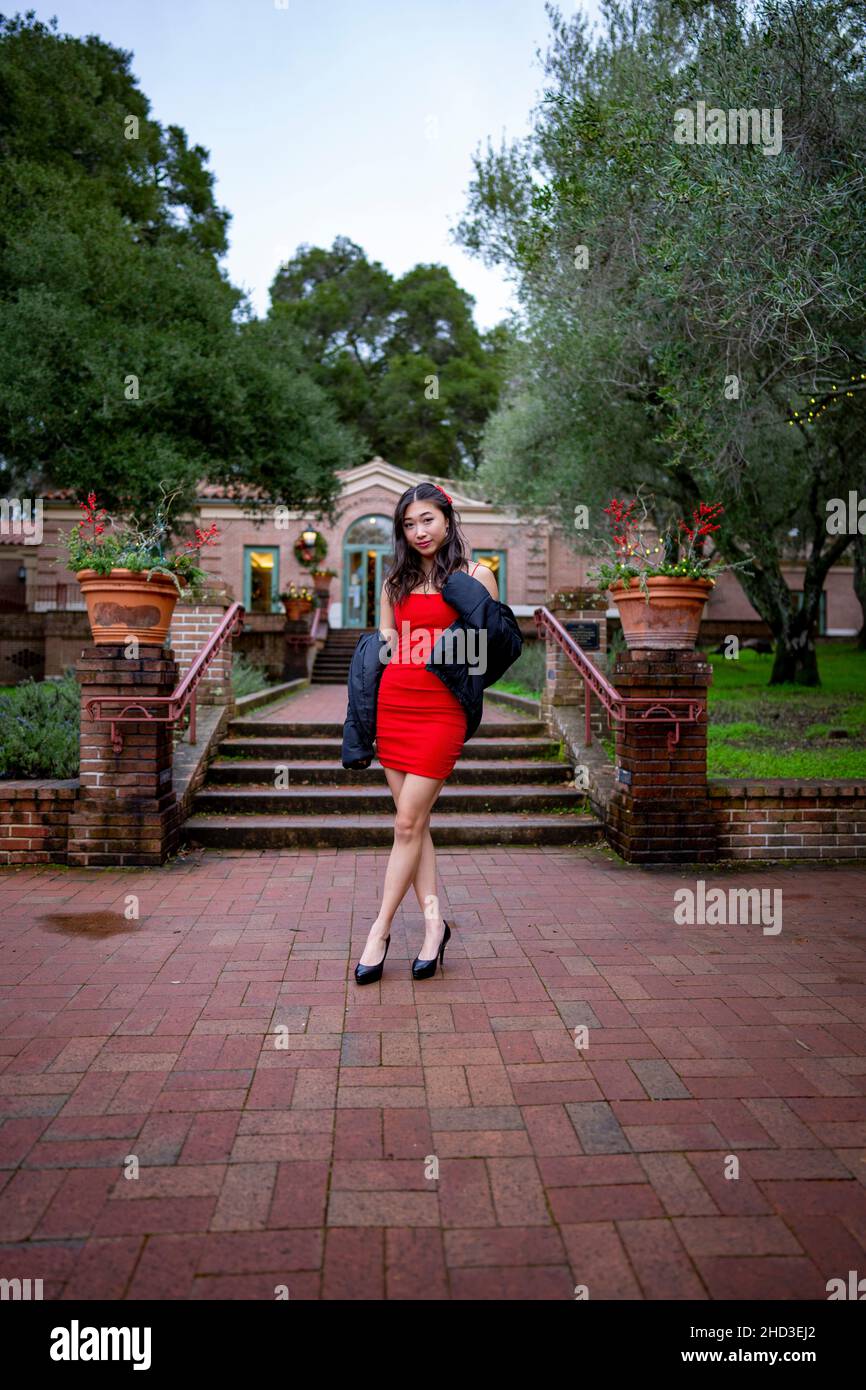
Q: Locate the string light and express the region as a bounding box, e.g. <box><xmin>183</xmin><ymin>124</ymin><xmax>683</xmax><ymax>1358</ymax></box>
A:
<box><xmin>784</xmin><ymin>372</ymin><xmax>865</xmax><ymax>426</ymax></box>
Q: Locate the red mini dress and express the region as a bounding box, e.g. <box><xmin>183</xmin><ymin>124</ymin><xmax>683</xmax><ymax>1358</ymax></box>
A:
<box><xmin>375</xmin><ymin>566</ymin><xmax>480</xmax><ymax>779</ymax></box>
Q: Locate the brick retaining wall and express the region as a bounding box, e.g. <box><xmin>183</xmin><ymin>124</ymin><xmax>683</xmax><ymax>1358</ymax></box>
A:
<box><xmin>709</xmin><ymin>780</ymin><xmax>866</xmax><ymax>860</ymax></box>
<box><xmin>0</xmin><ymin>781</ymin><xmax>77</xmax><ymax>864</ymax></box>
<box><xmin>0</xmin><ymin>701</ymin><xmax>231</xmax><ymax>865</ymax></box>
<box><xmin>1</xmin><ymin>617</ymin><xmax>238</xmax><ymax>866</ymax></box>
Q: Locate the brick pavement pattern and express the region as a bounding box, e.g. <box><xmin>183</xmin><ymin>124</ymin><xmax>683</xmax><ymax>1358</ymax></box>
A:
<box><xmin>256</xmin><ymin>684</ymin><xmax>524</xmax><ymax>723</ymax></box>
<box><xmin>1</xmin><ymin>844</ymin><xmax>865</xmax><ymax>1300</ymax></box>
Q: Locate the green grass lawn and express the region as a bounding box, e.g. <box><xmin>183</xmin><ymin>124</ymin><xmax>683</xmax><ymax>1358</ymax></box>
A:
<box><xmin>706</xmin><ymin>642</ymin><xmax>866</xmax><ymax>778</ymax></box>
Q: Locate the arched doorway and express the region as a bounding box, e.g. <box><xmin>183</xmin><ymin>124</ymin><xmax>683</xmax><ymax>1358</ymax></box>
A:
<box><xmin>343</xmin><ymin>516</ymin><xmax>394</xmax><ymax>628</ymax></box>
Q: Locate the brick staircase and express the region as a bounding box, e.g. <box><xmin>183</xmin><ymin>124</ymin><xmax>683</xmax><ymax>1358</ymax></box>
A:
<box><xmin>311</xmin><ymin>627</ymin><xmax>373</xmax><ymax>683</ymax></box>
<box><xmin>183</xmin><ymin>711</ymin><xmax>601</xmax><ymax>849</ymax></box>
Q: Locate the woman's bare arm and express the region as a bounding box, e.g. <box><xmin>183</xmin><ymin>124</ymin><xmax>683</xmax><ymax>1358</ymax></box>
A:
<box><xmin>471</xmin><ymin>562</ymin><xmax>499</xmax><ymax>599</ymax></box>
<box><xmin>379</xmin><ymin>582</ymin><xmax>396</xmax><ymax>650</ymax></box>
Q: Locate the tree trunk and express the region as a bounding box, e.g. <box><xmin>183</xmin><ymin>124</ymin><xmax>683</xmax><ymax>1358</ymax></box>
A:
<box><xmin>734</xmin><ymin>562</ymin><xmax>822</xmax><ymax>686</ymax></box>
<box><xmin>714</xmin><ymin>494</ymin><xmax>854</xmax><ymax>685</ymax></box>
<box><xmin>666</xmin><ymin>458</ymin><xmax>854</xmax><ymax>684</ymax></box>
<box><xmin>769</xmin><ymin>624</ymin><xmax>820</xmax><ymax>685</ymax></box>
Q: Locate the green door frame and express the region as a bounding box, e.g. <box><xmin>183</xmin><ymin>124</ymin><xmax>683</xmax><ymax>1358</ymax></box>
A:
<box><xmin>243</xmin><ymin>544</ymin><xmax>281</xmax><ymax>613</ymax></box>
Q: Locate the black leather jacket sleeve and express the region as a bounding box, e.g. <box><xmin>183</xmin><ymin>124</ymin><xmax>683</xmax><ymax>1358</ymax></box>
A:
<box><xmin>341</xmin><ymin>704</ymin><xmax>373</xmax><ymax>770</ymax></box>
<box><xmin>341</xmin><ymin>628</ymin><xmax>389</xmax><ymax>770</ymax></box>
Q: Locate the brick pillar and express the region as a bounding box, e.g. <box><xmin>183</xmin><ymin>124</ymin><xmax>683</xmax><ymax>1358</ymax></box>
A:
<box><xmin>168</xmin><ymin>580</ymin><xmax>236</xmax><ymax>706</ymax></box>
<box><xmin>68</xmin><ymin>644</ymin><xmax>180</xmax><ymax>867</ymax></box>
<box><xmin>540</xmin><ymin>608</ymin><xmax>607</xmax><ymax>739</ymax></box>
<box><xmin>606</xmin><ymin>648</ymin><xmax>716</xmax><ymax>863</ymax></box>
<box><xmin>540</xmin><ymin>633</ymin><xmax>580</xmax><ymax>722</ymax></box>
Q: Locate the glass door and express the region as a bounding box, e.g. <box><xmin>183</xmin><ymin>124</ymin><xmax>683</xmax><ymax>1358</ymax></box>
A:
<box><xmin>343</xmin><ymin>516</ymin><xmax>394</xmax><ymax>628</ymax></box>
<box><xmin>345</xmin><ymin>548</ymin><xmax>368</xmax><ymax>626</ymax></box>
<box><xmin>374</xmin><ymin>550</ymin><xmax>391</xmax><ymax>629</ymax></box>
<box><xmin>244</xmin><ymin>546</ymin><xmax>280</xmax><ymax>613</ymax></box>
<box><xmin>344</xmin><ymin>546</ymin><xmax>393</xmax><ymax>626</ymax></box>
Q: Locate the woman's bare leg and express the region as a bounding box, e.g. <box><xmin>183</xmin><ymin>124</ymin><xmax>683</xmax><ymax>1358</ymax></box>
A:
<box><xmin>357</xmin><ymin>772</ymin><xmax>445</xmax><ymax>966</ymax></box>
<box><xmin>358</xmin><ymin>769</ymin><xmax>435</xmax><ymax>965</ymax></box>
<box><xmin>383</xmin><ymin>769</ymin><xmax>438</xmax><ymax>920</ymax></box>
<box><xmin>413</xmin><ymin>810</ymin><xmax>447</xmax><ymax>960</ymax></box>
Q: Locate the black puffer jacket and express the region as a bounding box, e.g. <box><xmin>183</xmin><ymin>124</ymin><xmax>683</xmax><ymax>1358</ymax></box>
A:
<box><xmin>340</xmin><ymin>568</ymin><xmax>524</xmax><ymax>770</ymax></box>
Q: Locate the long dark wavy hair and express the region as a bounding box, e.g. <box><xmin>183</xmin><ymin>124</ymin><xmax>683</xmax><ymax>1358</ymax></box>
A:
<box><xmin>383</xmin><ymin>482</ymin><xmax>469</xmax><ymax>607</ymax></box>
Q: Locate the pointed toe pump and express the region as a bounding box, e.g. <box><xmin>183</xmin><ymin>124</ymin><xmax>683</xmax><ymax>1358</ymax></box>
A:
<box><xmin>412</xmin><ymin>921</ymin><xmax>451</xmax><ymax>981</ymax></box>
<box><xmin>354</xmin><ymin>934</ymin><xmax>390</xmax><ymax>985</ymax></box>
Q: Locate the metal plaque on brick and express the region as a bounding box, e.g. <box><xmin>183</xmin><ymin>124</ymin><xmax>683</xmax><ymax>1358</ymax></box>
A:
<box><xmin>565</xmin><ymin>620</ymin><xmax>600</xmax><ymax>651</ymax></box>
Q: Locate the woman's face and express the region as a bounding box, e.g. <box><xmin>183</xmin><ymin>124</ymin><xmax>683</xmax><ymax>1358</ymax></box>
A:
<box><xmin>402</xmin><ymin>499</ymin><xmax>448</xmax><ymax>558</ymax></box>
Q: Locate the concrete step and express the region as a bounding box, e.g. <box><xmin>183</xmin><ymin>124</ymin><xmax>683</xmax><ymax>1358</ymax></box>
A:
<box><xmin>193</xmin><ymin>784</ymin><xmax>585</xmax><ymax>814</ymax></box>
<box><xmin>229</xmin><ymin>721</ymin><xmax>348</xmax><ymax>737</ymax></box>
<box><xmin>219</xmin><ymin>736</ymin><xmax>561</xmax><ymax>760</ymax></box>
<box><xmin>183</xmin><ymin>812</ymin><xmax>602</xmax><ymax>849</ymax></box>
<box><xmin>228</xmin><ymin>719</ymin><xmax>547</xmax><ymax>738</ymax></box>
<box><xmin>206</xmin><ymin>759</ymin><xmax>575</xmax><ymax>786</ymax></box>
<box><xmin>179</xmin><ymin>699</ymin><xmax>597</xmax><ymax>851</ymax></box>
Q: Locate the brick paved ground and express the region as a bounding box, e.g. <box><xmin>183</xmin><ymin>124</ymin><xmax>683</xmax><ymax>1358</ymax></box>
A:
<box><xmin>1</xmin><ymin>844</ymin><xmax>865</xmax><ymax>1300</ymax></box>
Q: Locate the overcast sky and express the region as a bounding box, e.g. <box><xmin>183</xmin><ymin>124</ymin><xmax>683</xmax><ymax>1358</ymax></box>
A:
<box><xmin>30</xmin><ymin>0</ymin><xmax>601</xmax><ymax>330</ymax></box>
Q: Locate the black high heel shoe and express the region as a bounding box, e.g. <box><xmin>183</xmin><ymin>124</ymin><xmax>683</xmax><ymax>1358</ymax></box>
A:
<box><xmin>354</xmin><ymin>933</ymin><xmax>390</xmax><ymax>985</ymax></box>
<box><xmin>412</xmin><ymin>921</ymin><xmax>451</xmax><ymax>980</ymax></box>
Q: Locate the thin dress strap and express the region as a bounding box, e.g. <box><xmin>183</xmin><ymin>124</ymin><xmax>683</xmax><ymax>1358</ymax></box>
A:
<box><xmin>470</xmin><ymin>561</ymin><xmax>480</xmax><ymax>575</ymax></box>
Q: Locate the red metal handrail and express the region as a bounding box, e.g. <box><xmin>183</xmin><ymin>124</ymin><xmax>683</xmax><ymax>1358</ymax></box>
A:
<box><xmin>85</xmin><ymin>602</ymin><xmax>246</xmax><ymax>753</ymax></box>
<box><xmin>533</xmin><ymin>606</ymin><xmax>705</xmax><ymax>752</ymax></box>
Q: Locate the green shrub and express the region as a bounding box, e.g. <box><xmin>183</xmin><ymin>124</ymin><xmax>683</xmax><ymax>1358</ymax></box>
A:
<box><xmin>232</xmin><ymin>652</ymin><xmax>272</xmax><ymax>697</ymax></box>
<box><xmin>0</xmin><ymin>673</ymin><xmax>80</xmax><ymax>779</ymax></box>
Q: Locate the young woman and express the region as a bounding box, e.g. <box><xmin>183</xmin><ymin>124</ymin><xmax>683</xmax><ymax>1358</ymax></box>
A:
<box><xmin>354</xmin><ymin>481</ymin><xmax>501</xmax><ymax>985</ymax></box>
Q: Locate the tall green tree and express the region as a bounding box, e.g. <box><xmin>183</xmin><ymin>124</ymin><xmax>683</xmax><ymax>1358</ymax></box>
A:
<box><xmin>0</xmin><ymin>12</ymin><xmax>360</xmax><ymax>517</ymax></box>
<box><xmin>269</xmin><ymin>237</ymin><xmax>510</xmax><ymax>477</ymax></box>
<box><xmin>457</xmin><ymin>0</ymin><xmax>866</xmax><ymax>683</ymax></box>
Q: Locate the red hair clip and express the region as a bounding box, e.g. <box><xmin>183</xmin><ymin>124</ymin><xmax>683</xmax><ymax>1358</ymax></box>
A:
<box><xmin>435</xmin><ymin>484</ymin><xmax>452</xmax><ymax>504</ymax></box>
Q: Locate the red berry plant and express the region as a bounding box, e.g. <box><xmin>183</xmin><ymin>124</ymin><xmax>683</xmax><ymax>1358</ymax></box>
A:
<box><xmin>586</xmin><ymin>489</ymin><xmax>749</xmax><ymax>600</ymax></box>
<box><xmin>62</xmin><ymin>485</ymin><xmax>219</xmax><ymax>595</ymax></box>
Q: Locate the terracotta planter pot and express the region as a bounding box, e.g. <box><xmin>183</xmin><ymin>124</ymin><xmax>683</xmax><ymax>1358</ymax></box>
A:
<box><xmin>284</xmin><ymin>599</ymin><xmax>312</xmax><ymax>620</ymax></box>
<box><xmin>310</xmin><ymin>571</ymin><xmax>335</xmax><ymax>599</ymax></box>
<box><xmin>610</xmin><ymin>576</ymin><xmax>713</xmax><ymax>650</ymax></box>
<box><xmin>76</xmin><ymin>568</ymin><xmax>181</xmax><ymax>645</ymax></box>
